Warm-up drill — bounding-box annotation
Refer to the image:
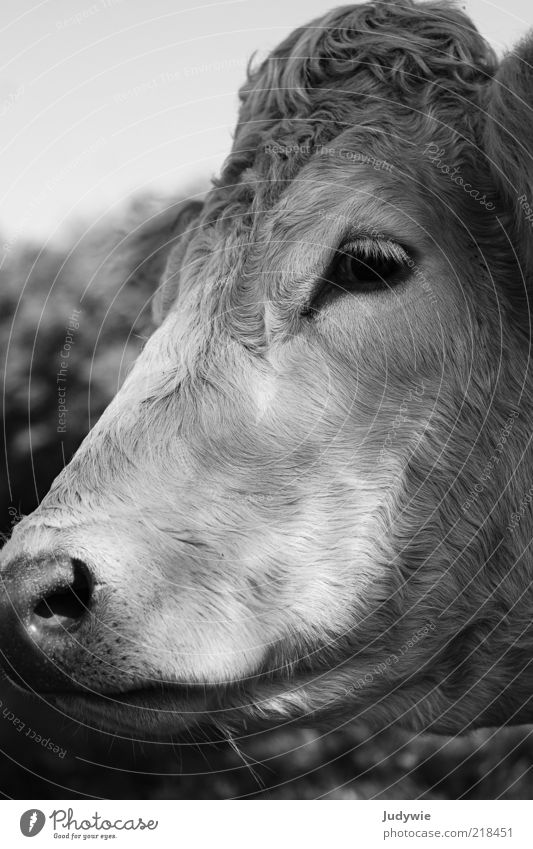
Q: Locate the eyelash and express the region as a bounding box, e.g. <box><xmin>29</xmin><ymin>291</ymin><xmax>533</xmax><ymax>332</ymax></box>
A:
<box><xmin>303</xmin><ymin>237</ymin><xmax>411</xmax><ymax>315</ymax></box>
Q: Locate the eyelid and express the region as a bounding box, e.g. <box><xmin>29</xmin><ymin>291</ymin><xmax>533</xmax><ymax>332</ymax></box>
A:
<box><xmin>338</xmin><ymin>237</ymin><xmax>410</xmax><ymax>264</ymax></box>
<box><xmin>297</xmin><ymin>235</ymin><xmax>412</xmax><ymax>314</ymax></box>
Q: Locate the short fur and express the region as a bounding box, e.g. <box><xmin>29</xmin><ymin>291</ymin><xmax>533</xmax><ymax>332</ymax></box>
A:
<box><xmin>2</xmin><ymin>0</ymin><xmax>533</xmax><ymax>737</ymax></box>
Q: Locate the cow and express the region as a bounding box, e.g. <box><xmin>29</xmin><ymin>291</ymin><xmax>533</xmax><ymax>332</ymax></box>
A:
<box><xmin>1</xmin><ymin>0</ymin><xmax>533</xmax><ymax>740</ymax></box>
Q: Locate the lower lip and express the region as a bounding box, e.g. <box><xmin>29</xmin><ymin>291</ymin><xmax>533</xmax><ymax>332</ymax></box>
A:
<box><xmin>65</xmin><ymin>680</ymin><xmax>219</xmax><ymax>710</ymax></box>
<box><xmin>57</xmin><ymin>685</ymin><xmax>205</xmax><ymax>712</ymax></box>
<box><xmin>53</xmin><ymin>689</ymin><xmax>206</xmax><ymax>735</ymax></box>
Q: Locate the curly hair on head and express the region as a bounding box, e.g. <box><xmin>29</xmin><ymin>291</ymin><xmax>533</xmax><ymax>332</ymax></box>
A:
<box><xmin>205</xmin><ymin>3</ymin><xmax>498</xmax><ymax>217</ymax></box>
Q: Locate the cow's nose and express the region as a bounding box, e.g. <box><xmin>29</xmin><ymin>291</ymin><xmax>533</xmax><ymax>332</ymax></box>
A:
<box><xmin>0</xmin><ymin>553</ymin><xmax>94</xmax><ymax>691</ymax></box>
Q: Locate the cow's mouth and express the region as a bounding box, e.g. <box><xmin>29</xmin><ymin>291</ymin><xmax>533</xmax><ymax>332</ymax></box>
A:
<box><xmin>3</xmin><ymin>645</ymin><xmax>372</xmax><ymax>737</ymax></box>
<box><xmin>50</xmin><ymin>684</ymin><xmax>218</xmax><ymax>736</ymax></box>
<box><xmin>0</xmin><ymin>667</ymin><xmax>218</xmax><ymax>735</ymax></box>
<box><xmin>49</xmin><ymin>666</ymin><xmax>352</xmax><ymax>737</ymax></box>
<box><xmin>44</xmin><ymin>673</ymin><xmax>294</xmax><ymax>736</ymax></box>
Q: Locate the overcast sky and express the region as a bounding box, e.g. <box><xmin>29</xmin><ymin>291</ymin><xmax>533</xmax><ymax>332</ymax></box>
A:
<box><xmin>1</xmin><ymin>0</ymin><xmax>531</xmax><ymax>245</ymax></box>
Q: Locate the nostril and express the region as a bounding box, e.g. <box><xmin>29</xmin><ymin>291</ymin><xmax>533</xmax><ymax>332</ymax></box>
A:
<box><xmin>0</xmin><ymin>553</ymin><xmax>96</xmax><ymax>691</ymax></box>
<box><xmin>32</xmin><ymin>557</ymin><xmax>93</xmax><ymax>627</ymax></box>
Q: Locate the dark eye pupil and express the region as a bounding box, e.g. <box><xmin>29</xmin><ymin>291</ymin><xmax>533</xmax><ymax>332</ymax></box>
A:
<box><xmin>304</xmin><ymin>245</ymin><xmax>408</xmax><ymax>316</ymax></box>
<box><xmin>339</xmin><ymin>253</ymin><xmax>402</xmax><ymax>287</ymax></box>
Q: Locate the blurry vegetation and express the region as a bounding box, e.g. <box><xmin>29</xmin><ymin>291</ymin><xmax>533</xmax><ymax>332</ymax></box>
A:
<box><xmin>1</xmin><ymin>198</ymin><xmax>532</xmax><ymax>799</ymax></box>
<box><xmin>1</xmin><ymin>195</ymin><xmax>179</xmax><ymax>526</ymax></box>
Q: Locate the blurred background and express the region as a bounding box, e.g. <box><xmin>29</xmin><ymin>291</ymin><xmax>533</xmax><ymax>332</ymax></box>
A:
<box><xmin>1</xmin><ymin>0</ymin><xmax>532</xmax><ymax>799</ymax></box>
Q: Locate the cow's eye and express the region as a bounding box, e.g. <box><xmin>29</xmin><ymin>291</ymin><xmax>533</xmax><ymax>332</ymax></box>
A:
<box><xmin>304</xmin><ymin>237</ymin><xmax>411</xmax><ymax>314</ymax></box>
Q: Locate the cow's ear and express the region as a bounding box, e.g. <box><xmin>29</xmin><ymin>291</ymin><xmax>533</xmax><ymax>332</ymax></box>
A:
<box><xmin>114</xmin><ymin>198</ymin><xmax>203</xmax><ymax>326</ymax></box>
<box><xmin>483</xmin><ymin>34</ymin><xmax>533</xmax><ymax>274</ymax></box>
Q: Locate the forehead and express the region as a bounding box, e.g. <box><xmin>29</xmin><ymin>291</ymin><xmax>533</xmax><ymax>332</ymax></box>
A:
<box><xmin>175</xmin><ymin>73</ymin><xmax>491</xmax><ymax>328</ymax></box>
<box><xmin>263</xmin><ymin>140</ymin><xmax>430</xmax><ymax>243</ymax></box>
<box><xmin>208</xmin><ymin>111</ymin><xmax>470</xmax><ymax>244</ymax></box>
<box><xmin>189</xmin><ymin>0</ymin><xmax>497</xmax><ymax>274</ymax></box>
<box><xmin>193</xmin><ymin>132</ymin><xmax>448</xmax><ymax>286</ymax></box>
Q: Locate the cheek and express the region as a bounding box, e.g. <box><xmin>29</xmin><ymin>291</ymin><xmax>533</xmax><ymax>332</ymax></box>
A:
<box><xmin>265</xmin><ymin>316</ymin><xmax>442</xmax><ymax>478</ymax></box>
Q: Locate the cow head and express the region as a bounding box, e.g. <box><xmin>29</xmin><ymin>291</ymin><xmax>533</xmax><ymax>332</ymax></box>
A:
<box><xmin>2</xmin><ymin>1</ymin><xmax>533</xmax><ymax>737</ymax></box>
